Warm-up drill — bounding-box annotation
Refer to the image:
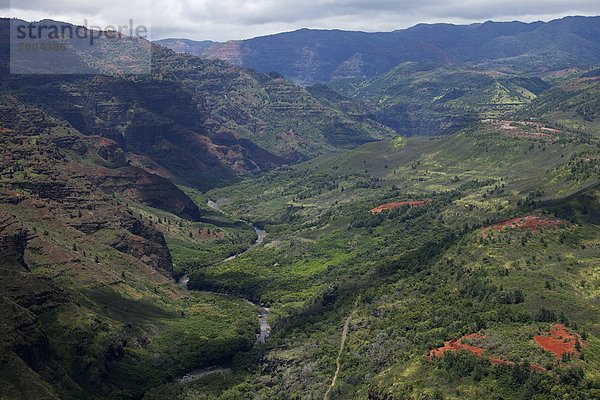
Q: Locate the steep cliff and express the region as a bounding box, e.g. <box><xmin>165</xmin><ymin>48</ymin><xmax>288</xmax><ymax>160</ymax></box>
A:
<box><xmin>0</xmin><ymin>96</ymin><xmax>177</xmax><ymax>275</ymax></box>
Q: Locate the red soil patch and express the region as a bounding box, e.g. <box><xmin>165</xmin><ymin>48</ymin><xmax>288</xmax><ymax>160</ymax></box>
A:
<box><xmin>533</xmin><ymin>324</ymin><xmax>582</xmax><ymax>360</ymax></box>
<box><xmin>428</xmin><ymin>333</ymin><xmax>486</xmax><ymax>360</ymax></box>
<box><xmin>429</xmin><ymin>324</ymin><xmax>584</xmax><ymax>371</ymax></box>
<box><xmin>285</xmin><ymin>129</ymin><xmax>308</xmax><ymax>145</ymax></box>
<box><xmin>479</xmin><ymin>215</ymin><xmax>568</xmax><ymax>239</ymax></box>
<box><xmin>488</xmin><ymin>120</ymin><xmax>561</xmax><ymax>133</ymax></box>
<box><xmin>369</xmin><ymin>200</ymin><xmax>432</xmax><ymax>214</ymax></box>
<box><xmin>429</xmin><ymin>332</ymin><xmax>546</xmax><ymax>372</ymax></box>
<box><xmin>181</xmin><ymin>227</ymin><xmax>223</xmax><ymax>241</ymax></box>
<box><xmin>491</xmin><ymin>215</ymin><xmax>567</xmax><ymax>231</ymax></box>
<box><xmin>561</xmin><ymin>76</ymin><xmax>600</xmax><ymax>91</ymax></box>
<box><xmin>428</xmin><ymin>332</ymin><xmax>528</xmax><ymax>369</ymax></box>
<box><xmin>196</xmin><ymin>228</ymin><xmax>223</xmax><ymax>240</ymax></box>
<box><xmin>504</xmin><ymin>131</ymin><xmax>555</xmax><ymax>142</ymax></box>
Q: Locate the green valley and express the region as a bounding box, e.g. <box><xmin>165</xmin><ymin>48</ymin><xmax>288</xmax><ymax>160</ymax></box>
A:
<box><xmin>1</xmin><ymin>12</ymin><xmax>600</xmax><ymax>400</ymax></box>
<box><xmin>156</xmin><ymin>105</ymin><xmax>600</xmax><ymax>399</ymax></box>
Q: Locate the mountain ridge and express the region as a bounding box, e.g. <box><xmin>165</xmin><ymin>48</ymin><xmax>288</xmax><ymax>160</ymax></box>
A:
<box><xmin>157</xmin><ymin>16</ymin><xmax>600</xmax><ymax>85</ymax></box>
<box><xmin>1</xmin><ymin>18</ymin><xmax>395</xmax><ymax>189</ymax></box>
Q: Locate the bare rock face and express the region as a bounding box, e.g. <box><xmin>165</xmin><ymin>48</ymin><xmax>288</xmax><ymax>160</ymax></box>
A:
<box><xmin>47</xmin><ymin>126</ymin><xmax>203</xmax><ymax>221</ymax></box>
<box><xmin>93</xmin><ymin>166</ymin><xmax>202</xmax><ymax>222</ymax></box>
<box><xmin>109</xmin><ymin>210</ymin><xmax>174</xmax><ymax>276</ymax></box>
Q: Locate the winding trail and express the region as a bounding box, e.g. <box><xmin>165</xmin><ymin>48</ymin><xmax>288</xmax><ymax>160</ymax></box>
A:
<box><xmin>324</xmin><ymin>297</ymin><xmax>360</xmax><ymax>400</ymax></box>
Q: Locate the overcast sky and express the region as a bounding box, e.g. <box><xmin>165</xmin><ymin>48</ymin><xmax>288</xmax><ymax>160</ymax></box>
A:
<box><xmin>2</xmin><ymin>0</ymin><xmax>599</xmax><ymax>42</ymax></box>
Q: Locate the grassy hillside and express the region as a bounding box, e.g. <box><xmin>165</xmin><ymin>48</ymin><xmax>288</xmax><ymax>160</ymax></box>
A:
<box><xmin>145</xmin><ymin>117</ymin><xmax>600</xmax><ymax>399</ymax></box>
<box><xmin>330</xmin><ymin>62</ymin><xmax>550</xmax><ymax>136</ymax></box>
<box><xmin>514</xmin><ymin>74</ymin><xmax>600</xmax><ymax>138</ymax></box>
<box><xmin>207</xmin><ymin>118</ymin><xmax>596</xmax><ymax>222</ymax></box>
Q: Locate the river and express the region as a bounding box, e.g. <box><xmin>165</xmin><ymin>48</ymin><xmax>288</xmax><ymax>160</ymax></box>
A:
<box><xmin>207</xmin><ymin>200</ymin><xmax>266</xmax><ymax>261</ymax></box>
<box><xmin>174</xmin><ymin>200</ymin><xmax>270</xmax><ymax>383</ymax></box>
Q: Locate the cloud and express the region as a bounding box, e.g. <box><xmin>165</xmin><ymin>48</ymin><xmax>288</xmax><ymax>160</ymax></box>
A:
<box><xmin>3</xmin><ymin>0</ymin><xmax>599</xmax><ymax>41</ymax></box>
<box><xmin>5</xmin><ymin>0</ymin><xmax>152</xmax><ymax>33</ymax></box>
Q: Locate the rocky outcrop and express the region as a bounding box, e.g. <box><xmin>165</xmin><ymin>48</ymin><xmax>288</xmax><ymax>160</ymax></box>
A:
<box><xmin>131</xmin><ymin>173</ymin><xmax>202</xmax><ymax>222</ymax></box>
<box><xmin>0</xmin><ymin>100</ymin><xmax>176</xmax><ymax>276</ymax></box>
<box><xmin>45</xmin><ymin>127</ymin><xmax>203</xmax><ymax>221</ymax></box>
<box><xmin>86</xmin><ymin>165</ymin><xmax>202</xmax><ymax>222</ymax></box>
<box><xmin>113</xmin><ymin>211</ymin><xmax>174</xmax><ymax>276</ymax></box>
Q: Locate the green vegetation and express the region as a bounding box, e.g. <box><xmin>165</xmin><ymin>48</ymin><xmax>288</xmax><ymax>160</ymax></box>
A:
<box><xmin>2</xmin><ymin>17</ymin><xmax>600</xmax><ymax>400</ymax></box>
<box><xmin>127</xmin><ymin>187</ymin><xmax>257</xmax><ymax>278</ymax></box>
<box><xmin>330</xmin><ymin>62</ymin><xmax>550</xmax><ymax>136</ymax></box>
<box><xmin>155</xmin><ymin>116</ymin><xmax>600</xmax><ymax>399</ymax></box>
<box><xmin>514</xmin><ymin>75</ymin><xmax>600</xmax><ymax>138</ymax></box>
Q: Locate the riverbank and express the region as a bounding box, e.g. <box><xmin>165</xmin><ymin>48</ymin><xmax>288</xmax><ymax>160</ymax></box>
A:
<box><xmin>173</xmin><ymin>200</ymin><xmax>271</xmax><ymax>383</ymax></box>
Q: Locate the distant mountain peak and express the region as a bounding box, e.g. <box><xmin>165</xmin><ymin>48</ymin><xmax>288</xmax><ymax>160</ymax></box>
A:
<box><xmin>156</xmin><ymin>16</ymin><xmax>600</xmax><ymax>85</ymax></box>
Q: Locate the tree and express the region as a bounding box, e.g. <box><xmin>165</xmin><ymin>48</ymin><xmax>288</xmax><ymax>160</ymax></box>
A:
<box><xmin>513</xmin><ymin>290</ymin><xmax>525</xmax><ymax>304</ymax></box>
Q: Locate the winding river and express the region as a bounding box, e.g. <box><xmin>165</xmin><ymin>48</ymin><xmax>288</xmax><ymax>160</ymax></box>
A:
<box><xmin>174</xmin><ymin>200</ymin><xmax>270</xmax><ymax>383</ymax></box>
<box><xmin>207</xmin><ymin>200</ymin><xmax>266</xmax><ymax>262</ymax></box>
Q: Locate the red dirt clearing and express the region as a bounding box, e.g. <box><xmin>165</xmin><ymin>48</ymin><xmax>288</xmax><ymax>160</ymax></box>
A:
<box><xmin>369</xmin><ymin>200</ymin><xmax>432</xmax><ymax>214</ymax></box>
<box><xmin>429</xmin><ymin>324</ymin><xmax>584</xmax><ymax>371</ymax></box>
<box><xmin>534</xmin><ymin>324</ymin><xmax>582</xmax><ymax>360</ymax></box>
<box><xmin>428</xmin><ymin>333</ymin><xmax>486</xmax><ymax>360</ymax></box>
<box><xmin>479</xmin><ymin>215</ymin><xmax>568</xmax><ymax>239</ymax></box>
<box><xmin>428</xmin><ymin>332</ymin><xmax>530</xmax><ymax>369</ymax></box>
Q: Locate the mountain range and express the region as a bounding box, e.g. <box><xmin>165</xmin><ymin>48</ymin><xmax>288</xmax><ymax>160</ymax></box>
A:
<box><xmin>2</xmin><ymin>19</ymin><xmax>395</xmax><ymax>189</ymax></box>
<box><xmin>157</xmin><ymin>16</ymin><xmax>600</xmax><ymax>85</ymax></box>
